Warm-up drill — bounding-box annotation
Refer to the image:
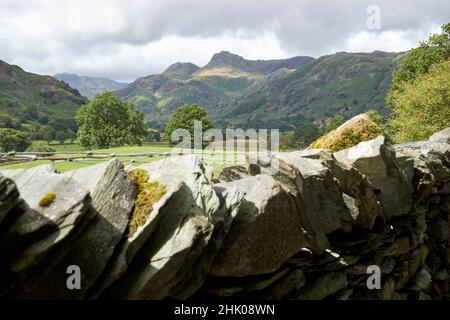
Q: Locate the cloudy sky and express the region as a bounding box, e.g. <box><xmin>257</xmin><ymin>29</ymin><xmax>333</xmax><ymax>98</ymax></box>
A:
<box><xmin>0</xmin><ymin>0</ymin><xmax>448</xmax><ymax>82</ymax></box>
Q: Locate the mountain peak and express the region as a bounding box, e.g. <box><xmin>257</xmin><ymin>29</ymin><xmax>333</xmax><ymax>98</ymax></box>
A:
<box><xmin>163</xmin><ymin>62</ymin><xmax>199</xmax><ymax>77</ymax></box>
<box><xmin>204</xmin><ymin>51</ymin><xmax>315</xmax><ymax>75</ymax></box>
<box><xmin>206</xmin><ymin>51</ymin><xmax>245</xmax><ymax>68</ymax></box>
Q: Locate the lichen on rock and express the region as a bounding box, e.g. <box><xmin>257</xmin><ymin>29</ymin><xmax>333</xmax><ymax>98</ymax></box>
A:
<box><xmin>38</xmin><ymin>192</ymin><xmax>56</xmax><ymax>207</ymax></box>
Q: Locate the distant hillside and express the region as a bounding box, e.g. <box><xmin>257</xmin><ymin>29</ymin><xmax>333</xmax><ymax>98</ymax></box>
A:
<box><xmin>117</xmin><ymin>51</ymin><xmax>402</xmax><ymax>130</ymax></box>
<box><xmin>55</xmin><ymin>73</ymin><xmax>127</xmax><ymax>99</ymax></box>
<box><xmin>117</xmin><ymin>52</ymin><xmax>315</xmax><ymax>129</ymax></box>
<box><xmin>0</xmin><ymin>60</ymin><xmax>87</xmax><ymax>130</ymax></box>
<box><xmin>220</xmin><ymin>51</ymin><xmax>404</xmax><ymax>130</ymax></box>
<box><xmin>162</xmin><ymin>62</ymin><xmax>200</xmax><ymax>78</ymax></box>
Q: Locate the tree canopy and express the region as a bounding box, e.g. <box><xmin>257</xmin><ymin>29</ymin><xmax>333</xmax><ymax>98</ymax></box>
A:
<box><xmin>387</xmin><ymin>23</ymin><xmax>450</xmax><ymax>106</ymax></box>
<box><xmin>293</xmin><ymin>123</ymin><xmax>321</xmax><ymax>148</ymax></box>
<box><xmin>75</xmin><ymin>92</ymin><xmax>147</xmax><ymax>149</ymax></box>
<box><xmin>386</xmin><ymin>22</ymin><xmax>450</xmax><ymax>142</ymax></box>
<box><xmin>388</xmin><ymin>59</ymin><xmax>450</xmax><ymax>142</ymax></box>
<box><xmin>0</xmin><ymin>128</ymin><xmax>31</xmax><ymax>152</ymax></box>
<box><xmin>164</xmin><ymin>104</ymin><xmax>213</xmax><ymax>147</ymax></box>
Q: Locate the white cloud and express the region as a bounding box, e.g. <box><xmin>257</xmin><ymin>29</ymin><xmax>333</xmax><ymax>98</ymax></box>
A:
<box><xmin>0</xmin><ymin>0</ymin><xmax>448</xmax><ymax>81</ymax></box>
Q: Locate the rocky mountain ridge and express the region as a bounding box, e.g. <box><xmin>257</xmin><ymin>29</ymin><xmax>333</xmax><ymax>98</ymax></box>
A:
<box><xmin>55</xmin><ymin>73</ymin><xmax>128</xmax><ymax>99</ymax></box>
<box><xmin>117</xmin><ymin>51</ymin><xmax>401</xmax><ymax>130</ymax></box>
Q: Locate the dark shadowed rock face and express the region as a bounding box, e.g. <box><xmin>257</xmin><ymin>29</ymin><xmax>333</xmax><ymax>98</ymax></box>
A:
<box><xmin>0</xmin><ymin>176</ymin><xmax>23</xmax><ymax>225</ymax></box>
<box><xmin>13</xmin><ymin>160</ymin><xmax>137</xmax><ymax>299</ymax></box>
<box><xmin>0</xmin><ymin>128</ymin><xmax>449</xmax><ymax>300</ymax></box>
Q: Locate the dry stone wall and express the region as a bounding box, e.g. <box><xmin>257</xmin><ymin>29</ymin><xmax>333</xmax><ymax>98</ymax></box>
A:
<box><xmin>0</xmin><ymin>128</ymin><xmax>449</xmax><ymax>300</ymax></box>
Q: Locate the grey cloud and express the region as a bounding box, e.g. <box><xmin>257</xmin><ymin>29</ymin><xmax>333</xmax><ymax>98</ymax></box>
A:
<box><xmin>0</xmin><ymin>0</ymin><xmax>448</xmax><ymax>81</ymax></box>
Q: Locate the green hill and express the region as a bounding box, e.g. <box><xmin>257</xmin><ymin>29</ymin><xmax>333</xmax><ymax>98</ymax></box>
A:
<box><xmin>117</xmin><ymin>51</ymin><xmax>403</xmax><ymax>130</ymax></box>
<box><xmin>116</xmin><ymin>52</ymin><xmax>315</xmax><ymax>129</ymax></box>
<box><xmin>220</xmin><ymin>51</ymin><xmax>405</xmax><ymax>130</ymax></box>
<box><xmin>54</xmin><ymin>73</ymin><xmax>127</xmax><ymax>99</ymax></box>
<box><xmin>0</xmin><ymin>60</ymin><xmax>87</xmax><ymax>131</ymax></box>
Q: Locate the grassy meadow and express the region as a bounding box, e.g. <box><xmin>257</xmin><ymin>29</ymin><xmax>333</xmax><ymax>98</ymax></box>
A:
<box><xmin>0</xmin><ymin>140</ymin><xmax>250</xmax><ymax>177</ymax></box>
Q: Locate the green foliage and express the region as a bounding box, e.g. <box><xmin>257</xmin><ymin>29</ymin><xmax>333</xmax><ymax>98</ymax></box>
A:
<box><xmin>118</xmin><ymin>52</ymin><xmax>398</xmax><ymax>130</ymax></box>
<box><xmin>75</xmin><ymin>92</ymin><xmax>147</xmax><ymax>149</ymax></box>
<box><xmin>365</xmin><ymin>109</ymin><xmax>383</xmax><ymax>125</ymax></box>
<box><xmin>56</xmin><ymin>130</ymin><xmax>67</xmax><ymax>145</ymax></box>
<box><xmin>0</xmin><ymin>128</ymin><xmax>31</xmax><ymax>152</ymax></box>
<box><xmin>222</xmin><ymin>52</ymin><xmax>399</xmax><ymax>129</ymax></box>
<box><xmin>147</xmin><ymin>129</ymin><xmax>161</xmax><ymax>142</ymax></box>
<box><xmin>0</xmin><ymin>60</ymin><xmax>86</xmax><ymax>130</ymax></box>
<box><xmin>387</xmin><ymin>23</ymin><xmax>450</xmax><ymax>106</ymax></box>
<box><xmin>40</xmin><ymin>126</ymin><xmax>56</xmax><ymax>144</ymax></box>
<box><xmin>127</xmin><ymin>168</ymin><xmax>167</xmax><ymax>238</ymax></box>
<box><xmin>388</xmin><ymin>59</ymin><xmax>450</xmax><ymax>143</ymax></box>
<box><xmin>38</xmin><ymin>192</ymin><xmax>56</xmax><ymax>207</ymax></box>
<box><xmin>26</xmin><ymin>141</ymin><xmax>56</xmax><ymax>153</ymax></box>
<box><xmin>279</xmin><ymin>132</ymin><xmax>296</xmax><ymax>150</ymax></box>
<box><xmin>324</xmin><ymin>115</ymin><xmax>345</xmax><ymax>133</ymax></box>
<box><xmin>164</xmin><ymin>104</ymin><xmax>213</xmax><ymax>147</ymax></box>
<box><xmin>293</xmin><ymin>123</ymin><xmax>321</xmax><ymax>148</ymax></box>
<box><xmin>66</xmin><ymin>129</ymin><xmax>76</xmax><ymax>143</ymax></box>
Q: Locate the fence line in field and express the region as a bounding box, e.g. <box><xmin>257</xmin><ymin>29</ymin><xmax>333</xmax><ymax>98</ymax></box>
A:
<box><xmin>0</xmin><ymin>149</ymin><xmax>255</xmax><ymax>167</ymax></box>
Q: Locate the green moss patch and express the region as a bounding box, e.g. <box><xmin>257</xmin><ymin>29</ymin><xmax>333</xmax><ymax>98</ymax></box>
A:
<box><xmin>39</xmin><ymin>192</ymin><xmax>57</xmax><ymax>207</ymax></box>
<box><xmin>127</xmin><ymin>168</ymin><xmax>167</xmax><ymax>238</ymax></box>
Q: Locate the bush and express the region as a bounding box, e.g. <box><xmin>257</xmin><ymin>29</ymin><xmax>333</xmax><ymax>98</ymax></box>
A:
<box><xmin>76</xmin><ymin>92</ymin><xmax>147</xmax><ymax>149</ymax></box>
<box><xmin>164</xmin><ymin>104</ymin><xmax>213</xmax><ymax>147</ymax></box>
<box><xmin>26</xmin><ymin>141</ymin><xmax>56</xmax><ymax>153</ymax></box>
<box><xmin>0</xmin><ymin>128</ymin><xmax>31</xmax><ymax>152</ymax></box>
<box><xmin>388</xmin><ymin>59</ymin><xmax>450</xmax><ymax>142</ymax></box>
<box><xmin>293</xmin><ymin>123</ymin><xmax>321</xmax><ymax>148</ymax></box>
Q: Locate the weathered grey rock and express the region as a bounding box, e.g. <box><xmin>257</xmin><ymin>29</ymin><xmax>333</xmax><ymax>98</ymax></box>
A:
<box><xmin>217</xmin><ymin>165</ymin><xmax>248</xmax><ymax>182</ymax></box>
<box><xmin>441</xmin><ymin>195</ymin><xmax>450</xmax><ymax>213</ymax></box>
<box><xmin>335</xmin><ymin>136</ymin><xmax>413</xmax><ymax>219</ymax></box>
<box><xmin>262</xmin><ymin>269</ymin><xmax>306</xmax><ymax>300</ymax></box>
<box><xmin>409</xmin><ymin>268</ymin><xmax>432</xmax><ymax>291</ymax></box>
<box><xmin>210</xmin><ymin>174</ymin><xmax>305</xmax><ymax>277</ymax></box>
<box><xmin>203</xmin><ymin>268</ymin><xmax>290</xmax><ymax>297</ymax></box>
<box><xmin>0</xmin><ymin>165</ymin><xmax>92</xmax><ymax>292</ymax></box>
<box><xmin>96</xmin><ymin>155</ymin><xmax>234</xmax><ymax>300</ymax></box>
<box><xmin>395</xmin><ymin>245</ymin><xmax>429</xmax><ymax>290</ymax></box>
<box><xmin>286</xmin><ymin>248</ymin><xmax>314</xmax><ymax>267</ymax></box>
<box><xmin>0</xmin><ymin>175</ymin><xmax>26</xmax><ymax>297</ymax></box>
<box><xmin>429</xmin><ymin>218</ymin><xmax>449</xmax><ymax>242</ymax></box>
<box><xmin>0</xmin><ymin>164</ymin><xmax>55</xmax><ymax>181</ymax></box>
<box><xmin>276</xmin><ymin>152</ymin><xmax>355</xmax><ymax>233</ymax></box>
<box><xmin>429</xmin><ymin>127</ymin><xmax>450</xmax><ymax>143</ymax></box>
<box><xmin>395</xmin><ymin>141</ymin><xmax>450</xmax><ymax>187</ymax></box>
<box><xmin>298</xmin><ymin>271</ymin><xmax>348</xmax><ymax>300</ymax></box>
<box><xmin>16</xmin><ymin>160</ymin><xmax>137</xmax><ymax>299</ymax></box>
<box><xmin>259</xmin><ymin>154</ymin><xmax>330</xmax><ymax>254</ymax></box>
<box><xmin>290</xmin><ymin>149</ymin><xmax>383</xmax><ymax>229</ymax></box>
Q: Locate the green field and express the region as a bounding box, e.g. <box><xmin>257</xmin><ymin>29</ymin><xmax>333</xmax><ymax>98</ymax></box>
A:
<box><xmin>0</xmin><ymin>141</ymin><xmax>249</xmax><ymax>177</ymax></box>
